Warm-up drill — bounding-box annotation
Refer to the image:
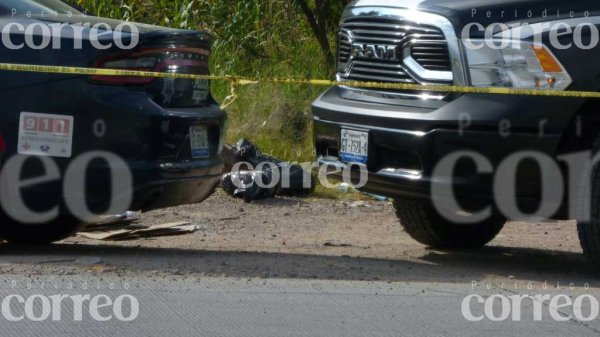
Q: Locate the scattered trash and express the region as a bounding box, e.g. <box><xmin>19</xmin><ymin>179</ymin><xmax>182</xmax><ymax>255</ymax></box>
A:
<box><xmin>79</xmin><ymin>214</ymin><xmax>202</xmax><ymax>241</ymax></box>
<box><xmin>348</xmin><ymin>201</ymin><xmax>369</xmax><ymax>208</ymax></box>
<box><xmin>337</xmin><ymin>183</ymin><xmax>355</xmax><ymax>194</ymax></box>
<box><xmin>363</xmin><ymin>193</ymin><xmax>389</xmax><ymax>202</ymax></box>
<box><xmin>83</xmin><ymin>211</ymin><xmax>142</xmax><ymax>232</ymax></box>
<box><xmin>130</xmin><ymin>222</ymin><xmax>199</xmax><ymax>237</ymax></box>
<box><xmin>337</xmin><ymin>183</ymin><xmax>388</xmax><ymax>201</ymax></box>
<box><xmin>222</xmin><ymin>170</ymin><xmax>279</xmax><ymax>202</ymax></box>
<box><xmin>222</xmin><ymin>139</ymin><xmax>316</xmax><ymax>202</ymax></box>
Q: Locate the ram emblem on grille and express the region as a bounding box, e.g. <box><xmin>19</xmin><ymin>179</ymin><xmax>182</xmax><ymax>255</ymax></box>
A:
<box><xmin>350</xmin><ymin>43</ymin><xmax>398</xmax><ymax>61</ymax></box>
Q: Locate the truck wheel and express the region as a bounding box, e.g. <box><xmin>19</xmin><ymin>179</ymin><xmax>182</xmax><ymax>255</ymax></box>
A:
<box><xmin>0</xmin><ymin>213</ymin><xmax>84</xmax><ymax>245</ymax></box>
<box><xmin>393</xmin><ymin>198</ymin><xmax>505</xmax><ymax>249</ymax></box>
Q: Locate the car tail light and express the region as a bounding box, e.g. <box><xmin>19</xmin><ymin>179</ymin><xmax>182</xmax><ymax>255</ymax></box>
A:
<box><xmin>92</xmin><ymin>47</ymin><xmax>211</xmax><ymax>107</ymax></box>
<box><xmin>0</xmin><ymin>133</ymin><xmax>6</xmax><ymax>166</ymax></box>
<box><xmin>0</xmin><ymin>134</ymin><xmax>6</xmax><ymax>154</ymax></box>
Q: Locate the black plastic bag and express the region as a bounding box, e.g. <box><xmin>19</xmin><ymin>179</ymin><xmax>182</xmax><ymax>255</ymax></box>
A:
<box><xmin>221</xmin><ymin>139</ymin><xmax>315</xmax><ymax>202</ymax></box>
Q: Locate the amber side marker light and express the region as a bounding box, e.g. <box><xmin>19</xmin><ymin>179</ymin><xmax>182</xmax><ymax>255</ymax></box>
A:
<box><xmin>531</xmin><ymin>45</ymin><xmax>564</xmax><ymax>73</ymax></box>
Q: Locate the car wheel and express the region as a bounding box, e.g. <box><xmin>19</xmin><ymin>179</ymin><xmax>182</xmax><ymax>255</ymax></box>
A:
<box><xmin>393</xmin><ymin>198</ymin><xmax>505</xmax><ymax>249</ymax></box>
<box><xmin>0</xmin><ymin>212</ymin><xmax>84</xmax><ymax>245</ymax></box>
<box><xmin>577</xmin><ymin>137</ymin><xmax>600</xmax><ymax>270</ymax></box>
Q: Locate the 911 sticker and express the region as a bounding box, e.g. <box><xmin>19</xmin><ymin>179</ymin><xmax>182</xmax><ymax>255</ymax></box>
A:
<box><xmin>18</xmin><ymin>112</ymin><xmax>74</xmax><ymax>158</ymax></box>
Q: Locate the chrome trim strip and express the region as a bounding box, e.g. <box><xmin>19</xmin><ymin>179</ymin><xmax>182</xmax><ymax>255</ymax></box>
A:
<box><xmin>342</xmin><ymin>72</ymin><xmax>416</xmax><ymax>83</ymax></box>
<box><xmin>403</xmin><ymin>43</ymin><xmax>453</xmax><ymax>82</ymax></box>
<box><xmin>314</xmin><ymin>116</ymin><xmax>427</xmax><ymax>137</ymax></box>
<box><xmin>378</xmin><ymin>168</ymin><xmax>423</xmax><ymax>180</ymax></box>
<box><xmin>339</xmin><ymin>85</ymin><xmax>447</xmax><ymax>100</ymax></box>
<box><xmin>351</xmin><ymin>0</ymin><xmax>425</xmax><ymax>8</ymax></box>
<box><xmin>317</xmin><ymin>157</ymin><xmax>423</xmax><ymax>180</ymax></box>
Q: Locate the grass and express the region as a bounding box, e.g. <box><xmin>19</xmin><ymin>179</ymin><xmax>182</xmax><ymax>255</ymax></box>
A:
<box><xmin>310</xmin><ymin>184</ymin><xmax>373</xmax><ymax>201</ymax></box>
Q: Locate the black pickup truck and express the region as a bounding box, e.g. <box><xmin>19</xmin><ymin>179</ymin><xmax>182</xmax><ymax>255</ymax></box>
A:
<box><xmin>312</xmin><ymin>0</ymin><xmax>600</xmax><ymax>268</ymax></box>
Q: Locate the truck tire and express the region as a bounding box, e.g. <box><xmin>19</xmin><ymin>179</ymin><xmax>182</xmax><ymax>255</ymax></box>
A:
<box><xmin>0</xmin><ymin>213</ymin><xmax>84</xmax><ymax>245</ymax></box>
<box><xmin>393</xmin><ymin>198</ymin><xmax>505</xmax><ymax>249</ymax></box>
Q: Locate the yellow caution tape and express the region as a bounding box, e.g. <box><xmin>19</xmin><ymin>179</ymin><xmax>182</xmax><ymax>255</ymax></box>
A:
<box><xmin>0</xmin><ymin>62</ymin><xmax>599</xmax><ymax>99</ymax></box>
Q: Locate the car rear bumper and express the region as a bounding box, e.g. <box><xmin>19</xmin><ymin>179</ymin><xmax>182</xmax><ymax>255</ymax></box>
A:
<box><xmin>313</xmin><ymin>86</ymin><xmax>567</xmax><ymax>211</ymax></box>
<box><xmin>3</xmin><ymin>85</ymin><xmax>227</xmax><ymax>216</ymax></box>
<box><xmin>130</xmin><ymin>163</ymin><xmax>222</xmax><ymax>211</ymax></box>
<box><xmin>89</xmin><ymin>100</ymin><xmax>228</xmax><ymax>212</ymax></box>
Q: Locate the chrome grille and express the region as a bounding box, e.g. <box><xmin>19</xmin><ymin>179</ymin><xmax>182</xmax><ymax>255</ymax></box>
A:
<box><xmin>337</xmin><ymin>17</ymin><xmax>452</xmax><ymax>84</ymax></box>
<box><xmin>346</xmin><ymin>60</ymin><xmax>414</xmax><ymax>83</ymax></box>
<box><xmin>410</xmin><ymin>41</ymin><xmax>451</xmax><ymax>71</ymax></box>
<box><xmin>338</xmin><ymin>30</ymin><xmax>351</xmax><ymax>64</ymax></box>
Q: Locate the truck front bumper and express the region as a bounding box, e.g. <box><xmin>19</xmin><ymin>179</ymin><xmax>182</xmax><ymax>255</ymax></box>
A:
<box><xmin>312</xmin><ymin>86</ymin><xmax>576</xmax><ymax>211</ymax></box>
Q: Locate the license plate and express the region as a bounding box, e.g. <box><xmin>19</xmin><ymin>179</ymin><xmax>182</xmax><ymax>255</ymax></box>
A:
<box><xmin>190</xmin><ymin>125</ymin><xmax>209</xmax><ymax>159</ymax></box>
<box><xmin>340</xmin><ymin>129</ymin><xmax>369</xmax><ymax>164</ymax></box>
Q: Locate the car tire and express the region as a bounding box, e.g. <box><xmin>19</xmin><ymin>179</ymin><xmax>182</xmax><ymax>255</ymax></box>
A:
<box><xmin>577</xmin><ymin>137</ymin><xmax>600</xmax><ymax>270</ymax></box>
<box><xmin>0</xmin><ymin>213</ymin><xmax>84</xmax><ymax>245</ymax></box>
<box><xmin>393</xmin><ymin>198</ymin><xmax>505</xmax><ymax>249</ymax></box>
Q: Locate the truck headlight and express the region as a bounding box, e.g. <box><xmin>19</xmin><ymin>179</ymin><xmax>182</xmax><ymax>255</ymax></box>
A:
<box><xmin>464</xmin><ymin>40</ymin><xmax>572</xmax><ymax>91</ymax></box>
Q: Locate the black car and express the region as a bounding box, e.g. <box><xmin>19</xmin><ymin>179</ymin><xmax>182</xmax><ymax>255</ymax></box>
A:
<box><xmin>0</xmin><ymin>0</ymin><xmax>226</xmax><ymax>243</ymax></box>
<box><xmin>313</xmin><ymin>0</ymin><xmax>600</xmax><ymax>267</ymax></box>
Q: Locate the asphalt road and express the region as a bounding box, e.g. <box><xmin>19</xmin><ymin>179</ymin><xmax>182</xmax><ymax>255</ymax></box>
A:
<box><xmin>0</xmin><ymin>276</ymin><xmax>599</xmax><ymax>337</ymax></box>
<box><xmin>1</xmin><ymin>192</ymin><xmax>600</xmax><ymax>336</ymax></box>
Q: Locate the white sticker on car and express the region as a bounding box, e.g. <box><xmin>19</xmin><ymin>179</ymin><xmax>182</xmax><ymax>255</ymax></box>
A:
<box><xmin>192</xmin><ymin>79</ymin><xmax>209</xmax><ymax>103</ymax></box>
<box><xmin>17</xmin><ymin>112</ymin><xmax>74</xmax><ymax>158</ymax></box>
<box><xmin>190</xmin><ymin>125</ymin><xmax>209</xmax><ymax>159</ymax></box>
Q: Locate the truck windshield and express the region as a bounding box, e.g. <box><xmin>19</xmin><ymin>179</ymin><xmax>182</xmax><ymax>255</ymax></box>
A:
<box><xmin>0</xmin><ymin>0</ymin><xmax>81</xmax><ymax>16</ymax></box>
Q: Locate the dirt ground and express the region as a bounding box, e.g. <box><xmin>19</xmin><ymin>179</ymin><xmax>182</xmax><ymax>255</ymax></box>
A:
<box><xmin>0</xmin><ymin>189</ymin><xmax>597</xmax><ymax>286</ymax></box>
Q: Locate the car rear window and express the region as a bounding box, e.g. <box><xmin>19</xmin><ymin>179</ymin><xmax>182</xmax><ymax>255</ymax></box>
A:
<box><xmin>0</xmin><ymin>0</ymin><xmax>81</xmax><ymax>16</ymax></box>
